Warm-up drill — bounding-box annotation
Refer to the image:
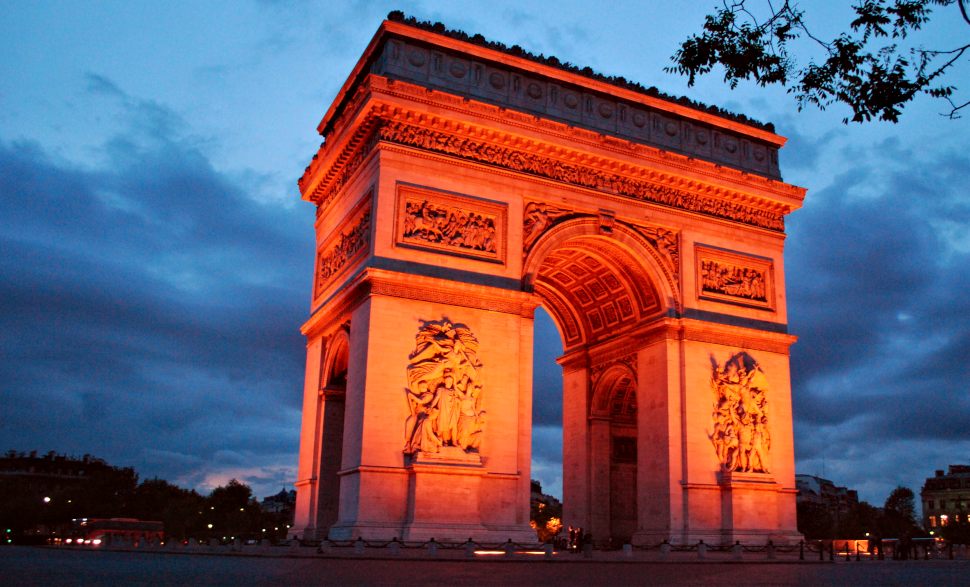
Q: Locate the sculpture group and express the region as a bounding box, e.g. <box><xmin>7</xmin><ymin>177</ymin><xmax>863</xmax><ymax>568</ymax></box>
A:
<box><xmin>403</xmin><ymin>319</ymin><xmax>486</xmax><ymax>456</ymax></box>
<box><xmin>709</xmin><ymin>352</ymin><xmax>770</xmax><ymax>473</ymax></box>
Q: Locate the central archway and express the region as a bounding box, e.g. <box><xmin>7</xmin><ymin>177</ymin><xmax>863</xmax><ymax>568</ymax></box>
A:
<box><xmin>525</xmin><ymin>219</ymin><xmax>673</xmax><ymax>546</ymax></box>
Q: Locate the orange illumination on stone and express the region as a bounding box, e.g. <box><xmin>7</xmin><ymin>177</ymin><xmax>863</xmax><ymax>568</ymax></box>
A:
<box><xmin>291</xmin><ymin>15</ymin><xmax>805</xmax><ymax>547</ymax></box>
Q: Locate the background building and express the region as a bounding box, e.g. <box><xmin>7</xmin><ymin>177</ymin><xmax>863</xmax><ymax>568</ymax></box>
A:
<box><xmin>921</xmin><ymin>465</ymin><xmax>970</xmax><ymax>530</ymax></box>
<box><xmin>796</xmin><ymin>474</ymin><xmax>859</xmax><ymax>515</ymax></box>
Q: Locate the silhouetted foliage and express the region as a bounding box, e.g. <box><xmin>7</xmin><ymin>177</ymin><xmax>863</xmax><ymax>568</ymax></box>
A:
<box><xmin>670</xmin><ymin>1</ymin><xmax>970</xmax><ymax>122</ymax></box>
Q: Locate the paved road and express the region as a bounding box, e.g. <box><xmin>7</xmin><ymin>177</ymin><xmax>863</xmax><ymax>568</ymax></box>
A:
<box><xmin>2</xmin><ymin>546</ymin><xmax>968</xmax><ymax>586</ymax></box>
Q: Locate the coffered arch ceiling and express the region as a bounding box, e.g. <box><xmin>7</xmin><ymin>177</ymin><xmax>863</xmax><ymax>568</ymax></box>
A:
<box><xmin>532</xmin><ymin>235</ymin><xmax>663</xmax><ymax>350</ymax></box>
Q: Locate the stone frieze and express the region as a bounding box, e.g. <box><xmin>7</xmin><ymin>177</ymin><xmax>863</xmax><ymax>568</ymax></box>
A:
<box><xmin>378</xmin><ymin>120</ymin><xmax>785</xmax><ymax>231</ymax></box>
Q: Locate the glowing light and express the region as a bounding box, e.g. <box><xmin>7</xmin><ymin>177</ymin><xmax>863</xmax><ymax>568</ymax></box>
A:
<box><xmin>92</xmin><ymin>539</ymin><xmax>102</xmax><ymax>546</ymax></box>
<box><xmin>207</xmin><ymin>524</ymin><xmax>213</xmax><ymax>529</ymax></box>
<box><xmin>66</xmin><ymin>539</ymin><xmax>73</xmax><ymax>544</ymax></box>
<box><xmin>43</xmin><ymin>497</ymin><xmax>51</xmax><ymax>503</ymax></box>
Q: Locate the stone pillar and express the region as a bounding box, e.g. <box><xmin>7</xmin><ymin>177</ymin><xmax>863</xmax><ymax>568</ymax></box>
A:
<box><xmin>325</xmin><ymin>288</ymin><xmax>536</xmax><ymax>543</ymax></box>
<box><xmin>561</xmin><ymin>354</ymin><xmax>590</xmax><ymax>532</ymax></box>
<box><xmin>292</xmin><ymin>337</ymin><xmax>326</xmax><ymax>539</ymax></box>
<box><xmin>632</xmin><ymin>334</ymin><xmax>682</xmax><ymax>545</ymax></box>
<box><xmin>587</xmin><ymin>417</ymin><xmax>610</xmax><ymax>545</ymax></box>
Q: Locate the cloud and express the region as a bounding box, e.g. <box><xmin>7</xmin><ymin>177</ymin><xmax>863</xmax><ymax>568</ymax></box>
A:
<box><xmin>787</xmin><ymin>137</ymin><xmax>970</xmax><ymax>502</ymax></box>
<box><xmin>0</xmin><ymin>75</ymin><xmax>312</xmax><ymax>499</ymax></box>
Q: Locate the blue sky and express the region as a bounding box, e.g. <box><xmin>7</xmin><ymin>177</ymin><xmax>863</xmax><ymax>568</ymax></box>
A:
<box><xmin>2</xmin><ymin>1</ymin><xmax>968</xmax><ymax>506</ymax></box>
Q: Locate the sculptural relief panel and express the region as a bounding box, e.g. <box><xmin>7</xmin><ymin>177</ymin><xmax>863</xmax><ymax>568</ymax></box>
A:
<box><xmin>395</xmin><ymin>184</ymin><xmax>507</xmax><ymax>264</ymax></box>
<box><xmin>313</xmin><ymin>199</ymin><xmax>372</xmax><ymax>301</ymax></box>
<box><xmin>709</xmin><ymin>352</ymin><xmax>770</xmax><ymax>474</ymax></box>
<box><xmin>695</xmin><ymin>245</ymin><xmax>774</xmax><ymax>310</ymax></box>
<box><xmin>403</xmin><ymin>319</ymin><xmax>486</xmax><ymax>456</ymax></box>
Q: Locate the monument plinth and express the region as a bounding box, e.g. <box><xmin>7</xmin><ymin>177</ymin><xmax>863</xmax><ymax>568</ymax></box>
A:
<box><xmin>292</xmin><ymin>13</ymin><xmax>806</xmax><ymax>546</ymax></box>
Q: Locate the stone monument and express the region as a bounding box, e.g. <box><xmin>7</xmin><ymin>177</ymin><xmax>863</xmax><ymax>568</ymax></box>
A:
<box><xmin>291</xmin><ymin>13</ymin><xmax>805</xmax><ymax>546</ymax></box>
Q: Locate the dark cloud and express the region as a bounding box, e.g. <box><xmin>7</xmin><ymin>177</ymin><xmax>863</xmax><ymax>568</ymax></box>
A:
<box><xmin>0</xmin><ymin>76</ymin><xmax>312</xmax><ymax>497</ymax></box>
<box><xmin>787</xmin><ymin>138</ymin><xmax>970</xmax><ymax>501</ymax></box>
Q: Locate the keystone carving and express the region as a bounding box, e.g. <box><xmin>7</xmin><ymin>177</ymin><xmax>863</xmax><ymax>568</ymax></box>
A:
<box><xmin>709</xmin><ymin>352</ymin><xmax>770</xmax><ymax>474</ymax></box>
<box><xmin>404</xmin><ymin>319</ymin><xmax>485</xmax><ymax>455</ymax></box>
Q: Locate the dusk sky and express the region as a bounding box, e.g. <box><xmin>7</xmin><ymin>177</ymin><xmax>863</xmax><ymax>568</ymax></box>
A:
<box><xmin>2</xmin><ymin>1</ymin><xmax>968</xmax><ymax>507</ymax></box>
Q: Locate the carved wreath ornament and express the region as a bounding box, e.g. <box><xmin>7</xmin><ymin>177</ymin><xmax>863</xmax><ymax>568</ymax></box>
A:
<box><xmin>709</xmin><ymin>352</ymin><xmax>770</xmax><ymax>474</ymax></box>
<box><xmin>403</xmin><ymin>319</ymin><xmax>485</xmax><ymax>455</ymax></box>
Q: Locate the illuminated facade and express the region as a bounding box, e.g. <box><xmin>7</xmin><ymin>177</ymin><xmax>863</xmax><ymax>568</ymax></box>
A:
<box><xmin>291</xmin><ymin>14</ymin><xmax>805</xmax><ymax>546</ymax></box>
<box><xmin>921</xmin><ymin>465</ymin><xmax>970</xmax><ymax>529</ymax></box>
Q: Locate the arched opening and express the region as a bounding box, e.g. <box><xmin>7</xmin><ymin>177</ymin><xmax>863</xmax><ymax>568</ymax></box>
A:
<box><xmin>314</xmin><ymin>328</ymin><xmax>349</xmax><ymax>536</ymax></box>
<box><xmin>592</xmin><ymin>364</ymin><xmax>638</xmax><ymax>545</ymax></box>
<box><xmin>526</xmin><ymin>221</ymin><xmax>671</xmax><ymax>546</ymax></box>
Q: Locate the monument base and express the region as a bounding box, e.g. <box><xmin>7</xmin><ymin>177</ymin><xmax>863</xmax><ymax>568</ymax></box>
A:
<box><xmin>398</xmin><ymin>448</ymin><xmax>534</xmax><ymax>543</ymax></box>
<box><xmin>717</xmin><ymin>471</ymin><xmax>802</xmax><ymax>546</ymax></box>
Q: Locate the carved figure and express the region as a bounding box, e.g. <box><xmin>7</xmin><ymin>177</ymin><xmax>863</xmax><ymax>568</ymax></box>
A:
<box><xmin>523</xmin><ymin>202</ymin><xmax>571</xmax><ymax>251</ymax></box>
<box><xmin>404</xmin><ymin>319</ymin><xmax>485</xmax><ymax>455</ymax></box>
<box><xmin>708</xmin><ymin>352</ymin><xmax>770</xmax><ymax>473</ymax></box>
<box><xmin>639</xmin><ymin>225</ymin><xmax>679</xmax><ymax>273</ymax></box>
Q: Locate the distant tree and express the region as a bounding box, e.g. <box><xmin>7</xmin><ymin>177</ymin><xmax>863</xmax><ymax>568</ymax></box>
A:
<box><xmin>126</xmin><ymin>478</ymin><xmax>206</xmax><ymax>540</ymax></box>
<box><xmin>881</xmin><ymin>486</ymin><xmax>922</xmax><ymax>537</ymax></box>
<box><xmin>205</xmin><ymin>479</ymin><xmax>262</xmax><ymax>541</ymax></box>
<box><xmin>670</xmin><ymin>1</ymin><xmax>970</xmax><ymax>123</ymax></box>
<box><xmin>797</xmin><ymin>501</ymin><xmax>835</xmax><ymax>539</ymax></box>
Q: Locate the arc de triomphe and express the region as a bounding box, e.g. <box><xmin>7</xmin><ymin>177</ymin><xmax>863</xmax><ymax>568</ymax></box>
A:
<box><xmin>291</xmin><ymin>14</ymin><xmax>805</xmax><ymax>546</ymax></box>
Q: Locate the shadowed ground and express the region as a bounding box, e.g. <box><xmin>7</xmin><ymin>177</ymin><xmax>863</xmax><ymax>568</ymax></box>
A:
<box><xmin>2</xmin><ymin>546</ymin><xmax>969</xmax><ymax>586</ymax></box>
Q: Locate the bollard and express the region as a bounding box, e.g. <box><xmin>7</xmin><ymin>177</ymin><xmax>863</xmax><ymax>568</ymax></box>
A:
<box><xmin>819</xmin><ymin>540</ymin><xmax>824</xmax><ymax>561</ymax></box>
<box><xmin>924</xmin><ymin>545</ymin><xmax>929</xmax><ymax>560</ymax></box>
<box><xmin>505</xmin><ymin>539</ymin><xmax>515</xmax><ymax>558</ymax></box>
<box><xmin>290</xmin><ymin>537</ymin><xmax>300</xmax><ymax>551</ymax></box>
<box><xmin>829</xmin><ymin>542</ymin><xmax>835</xmax><ymax>561</ymax></box>
<box><xmin>949</xmin><ymin>542</ymin><xmax>954</xmax><ymax>560</ymax></box>
<box><xmin>799</xmin><ymin>540</ymin><xmax>804</xmax><ymax>561</ymax></box>
<box><xmin>582</xmin><ymin>542</ymin><xmax>592</xmax><ymax>559</ymax></box>
<box><xmin>845</xmin><ymin>542</ymin><xmax>851</xmax><ymax>562</ymax></box>
<box><xmin>354</xmin><ymin>537</ymin><xmax>365</xmax><ymax>555</ymax></box>
<box><xmin>697</xmin><ymin>540</ymin><xmax>706</xmax><ymax>560</ymax></box>
<box><xmin>389</xmin><ymin>537</ymin><xmax>401</xmax><ymax>557</ymax></box>
<box><xmin>233</xmin><ymin>537</ymin><xmax>242</xmax><ymax>552</ymax></box>
<box><xmin>428</xmin><ymin>538</ymin><xmax>439</xmax><ymax>558</ymax></box>
<box><xmin>855</xmin><ymin>542</ymin><xmax>861</xmax><ymax>562</ymax></box>
<box><xmin>545</xmin><ymin>543</ymin><xmax>554</xmax><ymax>559</ymax></box>
<box><xmin>767</xmin><ymin>540</ymin><xmax>776</xmax><ymax>560</ymax></box>
<box><xmin>732</xmin><ymin>541</ymin><xmax>743</xmax><ymax>561</ymax></box>
<box><xmin>623</xmin><ymin>543</ymin><xmax>632</xmax><ymax>558</ymax></box>
<box><xmin>465</xmin><ymin>538</ymin><xmax>476</xmax><ymax>559</ymax></box>
<box><xmin>660</xmin><ymin>540</ymin><xmax>671</xmax><ymax>560</ymax></box>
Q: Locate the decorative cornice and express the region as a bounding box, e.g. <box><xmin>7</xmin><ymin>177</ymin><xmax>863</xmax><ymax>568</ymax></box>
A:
<box><xmin>365</xmin><ymin>76</ymin><xmax>801</xmax><ymax>200</ymax></box>
<box><xmin>300</xmin><ymin>77</ymin><xmax>806</xmax><ymax>222</ymax></box>
<box><xmin>376</xmin><ymin>119</ymin><xmax>785</xmax><ymax>231</ymax></box>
